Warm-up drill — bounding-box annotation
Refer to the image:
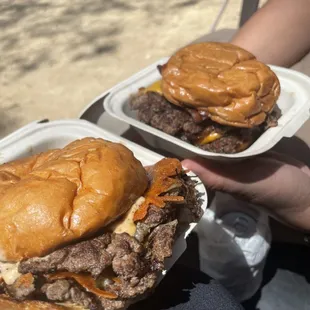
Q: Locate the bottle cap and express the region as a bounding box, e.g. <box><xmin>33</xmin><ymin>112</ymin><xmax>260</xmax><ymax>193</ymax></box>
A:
<box><xmin>221</xmin><ymin>212</ymin><xmax>257</xmax><ymax>238</ymax></box>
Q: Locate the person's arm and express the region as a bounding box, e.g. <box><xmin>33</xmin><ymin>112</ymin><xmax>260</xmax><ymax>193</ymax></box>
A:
<box><xmin>231</xmin><ymin>0</ymin><xmax>310</xmax><ymax>67</ymax></box>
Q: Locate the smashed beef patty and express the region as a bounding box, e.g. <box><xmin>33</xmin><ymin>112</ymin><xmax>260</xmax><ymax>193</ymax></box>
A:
<box><xmin>130</xmin><ymin>91</ymin><xmax>279</xmax><ymax>154</ymax></box>
<box><xmin>11</xmin><ymin>229</ymin><xmax>172</xmax><ymax>310</ymax></box>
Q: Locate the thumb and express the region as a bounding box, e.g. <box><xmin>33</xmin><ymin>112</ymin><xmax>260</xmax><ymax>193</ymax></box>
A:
<box><xmin>182</xmin><ymin>158</ymin><xmax>236</xmax><ymax>193</ymax></box>
<box><xmin>182</xmin><ymin>157</ymin><xmax>272</xmax><ymax>199</ymax></box>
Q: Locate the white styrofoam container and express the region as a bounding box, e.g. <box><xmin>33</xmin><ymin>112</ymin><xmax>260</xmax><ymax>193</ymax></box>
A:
<box><xmin>104</xmin><ymin>57</ymin><xmax>310</xmax><ymax>159</ymax></box>
<box><xmin>0</xmin><ymin>119</ymin><xmax>207</xmax><ymax>281</ymax></box>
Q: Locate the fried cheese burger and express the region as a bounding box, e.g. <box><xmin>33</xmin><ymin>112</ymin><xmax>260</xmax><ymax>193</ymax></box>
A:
<box><xmin>130</xmin><ymin>42</ymin><xmax>281</xmax><ymax>153</ymax></box>
<box><xmin>0</xmin><ymin>138</ymin><xmax>202</xmax><ymax>310</ymax></box>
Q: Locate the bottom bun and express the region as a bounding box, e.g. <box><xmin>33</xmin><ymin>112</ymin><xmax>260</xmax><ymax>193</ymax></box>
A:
<box><xmin>0</xmin><ymin>295</ymin><xmax>83</xmax><ymax>310</ymax></box>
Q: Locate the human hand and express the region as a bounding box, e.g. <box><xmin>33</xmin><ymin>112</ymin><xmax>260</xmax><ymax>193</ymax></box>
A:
<box><xmin>183</xmin><ymin>152</ymin><xmax>310</xmax><ymax>231</ymax></box>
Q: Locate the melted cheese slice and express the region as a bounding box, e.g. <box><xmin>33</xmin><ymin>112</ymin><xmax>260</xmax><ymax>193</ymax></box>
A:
<box><xmin>198</xmin><ymin>131</ymin><xmax>222</xmax><ymax>145</ymax></box>
<box><xmin>109</xmin><ymin>197</ymin><xmax>145</xmax><ymax>236</ymax></box>
<box><xmin>145</xmin><ymin>80</ymin><xmax>162</xmax><ymax>94</ymax></box>
<box><xmin>0</xmin><ymin>262</ymin><xmax>21</xmax><ymax>285</ymax></box>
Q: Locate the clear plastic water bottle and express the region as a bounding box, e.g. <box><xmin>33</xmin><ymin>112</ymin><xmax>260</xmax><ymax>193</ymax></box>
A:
<box><xmin>195</xmin><ymin>192</ymin><xmax>271</xmax><ymax>301</ymax></box>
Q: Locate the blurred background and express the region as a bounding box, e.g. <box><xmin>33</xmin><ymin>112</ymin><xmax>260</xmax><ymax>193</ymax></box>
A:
<box><xmin>0</xmin><ymin>0</ymin><xmax>264</xmax><ymax>137</ymax></box>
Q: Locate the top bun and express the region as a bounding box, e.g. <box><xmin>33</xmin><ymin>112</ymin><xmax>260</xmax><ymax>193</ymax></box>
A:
<box><xmin>161</xmin><ymin>42</ymin><xmax>280</xmax><ymax>128</ymax></box>
<box><xmin>0</xmin><ymin>138</ymin><xmax>148</xmax><ymax>262</ymax></box>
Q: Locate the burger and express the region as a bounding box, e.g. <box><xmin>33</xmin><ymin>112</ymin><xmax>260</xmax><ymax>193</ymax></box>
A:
<box><xmin>0</xmin><ymin>138</ymin><xmax>202</xmax><ymax>309</ymax></box>
<box><xmin>130</xmin><ymin>42</ymin><xmax>281</xmax><ymax>154</ymax></box>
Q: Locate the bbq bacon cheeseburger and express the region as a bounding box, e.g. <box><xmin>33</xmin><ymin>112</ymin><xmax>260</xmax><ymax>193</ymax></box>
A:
<box><xmin>130</xmin><ymin>42</ymin><xmax>281</xmax><ymax>154</ymax></box>
<box><xmin>0</xmin><ymin>138</ymin><xmax>202</xmax><ymax>310</ymax></box>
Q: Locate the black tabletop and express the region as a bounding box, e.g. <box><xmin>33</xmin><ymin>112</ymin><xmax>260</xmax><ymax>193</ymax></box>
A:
<box><xmin>131</xmin><ymin>264</ymin><xmax>244</xmax><ymax>310</ymax></box>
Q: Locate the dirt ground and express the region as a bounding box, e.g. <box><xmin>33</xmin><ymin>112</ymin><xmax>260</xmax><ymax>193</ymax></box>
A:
<box><xmin>0</xmin><ymin>0</ymin><xmax>255</xmax><ymax>137</ymax></box>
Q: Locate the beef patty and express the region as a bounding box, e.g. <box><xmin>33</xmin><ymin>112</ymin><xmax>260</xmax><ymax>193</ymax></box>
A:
<box><xmin>130</xmin><ymin>91</ymin><xmax>280</xmax><ymax>154</ymax></box>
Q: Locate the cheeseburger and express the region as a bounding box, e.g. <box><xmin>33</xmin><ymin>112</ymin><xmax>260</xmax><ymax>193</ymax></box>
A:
<box><xmin>0</xmin><ymin>138</ymin><xmax>202</xmax><ymax>309</ymax></box>
<box><xmin>130</xmin><ymin>42</ymin><xmax>281</xmax><ymax>153</ymax></box>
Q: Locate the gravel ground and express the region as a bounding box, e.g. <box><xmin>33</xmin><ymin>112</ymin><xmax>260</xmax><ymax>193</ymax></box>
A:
<box><xmin>0</xmin><ymin>0</ymin><xmax>261</xmax><ymax>137</ymax></box>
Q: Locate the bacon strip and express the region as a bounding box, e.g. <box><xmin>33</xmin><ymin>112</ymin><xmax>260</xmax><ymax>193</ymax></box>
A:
<box><xmin>13</xmin><ymin>273</ymin><xmax>34</xmax><ymax>288</ymax></box>
<box><xmin>48</xmin><ymin>272</ymin><xmax>118</xmax><ymax>299</ymax></box>
<box><xmin>133</xmin><ymin>158</ymin><xmax>185</xmax><ymax>222</ymax></box>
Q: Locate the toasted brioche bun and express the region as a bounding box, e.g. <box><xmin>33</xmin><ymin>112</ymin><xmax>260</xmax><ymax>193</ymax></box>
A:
<box><xmin>0</xmin><ymin>138</ymin><xmax>148</xmax><ymax>262</ymax></box>
<box><xmin>161</xmin><ymin>42</ymin><xmax>280</xmax><ymax>128</ymax></box>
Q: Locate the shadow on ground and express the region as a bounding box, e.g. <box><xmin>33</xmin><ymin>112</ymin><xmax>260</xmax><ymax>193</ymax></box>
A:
<box><xmin>0</xmin><ymin>0</ymin><xmax>201</xmax><ymax>79</ymax></box>
<box><xmin>0</xmin><ymin>104</ymin><xmax>22</xmax><ymax>138</ymax></box>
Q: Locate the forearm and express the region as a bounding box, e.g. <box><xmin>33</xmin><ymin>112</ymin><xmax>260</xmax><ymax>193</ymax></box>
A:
<box><xmin>231</xmin><ymin>0</ymin><xmax>310</xmax><ymax>67</ymax></box>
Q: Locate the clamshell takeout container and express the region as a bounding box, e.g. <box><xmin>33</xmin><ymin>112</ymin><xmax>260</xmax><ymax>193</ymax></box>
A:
<box><xmin>0</xmin><ymin>119</ymin><xmax>208</xmax><ymax>281</ymax></box>
<box><xmin>103</xmin><ymin>57</ymin><xmax>310</xmax><ymax>159</ymax></box>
